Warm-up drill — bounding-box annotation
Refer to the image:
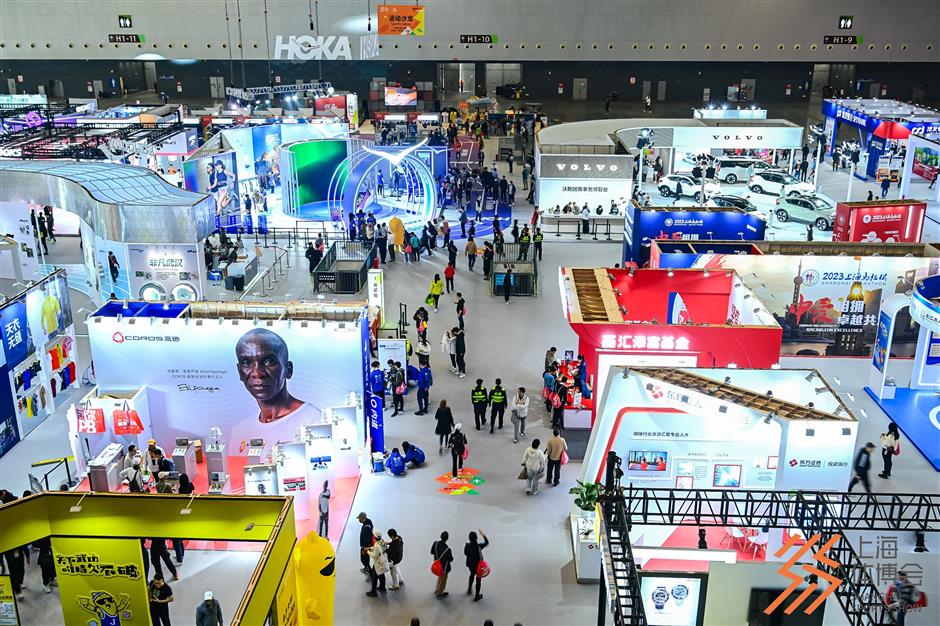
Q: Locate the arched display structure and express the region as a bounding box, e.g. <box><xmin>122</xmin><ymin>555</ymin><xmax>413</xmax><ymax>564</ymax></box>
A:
<box><xmin>0</xmin><ymin>160</ymin><xmax>214</xmax><ymax>302</ymax></box>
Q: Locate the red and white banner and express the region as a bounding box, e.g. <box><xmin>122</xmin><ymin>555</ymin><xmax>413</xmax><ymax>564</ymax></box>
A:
<box><xmin>832</xmin><ymin>201</ymin><xmax>927</xmax><ymax>243</ymax></box>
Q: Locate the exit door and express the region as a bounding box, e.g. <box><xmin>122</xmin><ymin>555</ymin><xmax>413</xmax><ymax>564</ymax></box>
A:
<box><xmin>656</xmin><ymin>80</ymin><xmax>667</xmax><ymax>101</ymax></box>
<box><xmin>868</xmin><ymin>82</ymin><xmax>881</xmax><ymax>98</ymax></box>
<box><xmin>48</xmin><ymin>80</ymin><xmax>65</xmax><ymax>98</ymax></box>
<box><xmin>143</xmin><ymin>61</ymin><xmax>157</xmax><ymax>92</ymax></box>
<box><xmin>92</xmin><ymin>80</ymin><xmax>104</xmax><ymax>96</ymax></box>
<box><xmin>5</xmin><ymin>78</ymin><xmax>16</xmax><ymax>94</ymax></box>
<box><xmin>572</xmin><ymin>78</ymin><xmax>588</xmax><ymax>100</ymax></box>
<box><xmin>641</xmin><ymin>81</ymin><xmax>651</xmax><ymax>99</ymax></box>
<box><xmin>209</xmin><ymin>76</ymin><xmax>225</xmax><ymax>98</ymax></box>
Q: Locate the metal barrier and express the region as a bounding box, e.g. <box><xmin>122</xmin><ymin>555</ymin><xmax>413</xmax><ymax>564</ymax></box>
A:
<box><xmin>238</xmin><ymin>245</ymin><xmax>291</xmax><ymax>300</ymax></box>
<box><xmin>489</xmin><ymin>242</ymin><xmax>539</xmax><ymax>296</ymax></box>
<box><xmin>313</xmin><ymin>241</ymin><xmax>377</xmax><ymax>293</ymax></box>
<box><xmin>540</xmin><ymin>214</ymin><xmax>620</xmax><ymax>240</ymax></box>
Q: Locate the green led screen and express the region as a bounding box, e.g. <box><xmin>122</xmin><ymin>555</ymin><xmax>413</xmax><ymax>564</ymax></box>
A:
<box><xmin>289</xmin><ymin>139</ymin><xmax>349</xmax><ymax>206</ymax></box>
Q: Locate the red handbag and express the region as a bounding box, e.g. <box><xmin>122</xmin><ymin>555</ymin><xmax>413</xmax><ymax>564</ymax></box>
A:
<box><xmin>76</xmin><ymin>406</ymin><xmax>106</xmax><ymax>433</ymax></box>
<box><xmin>113</xmin><ymin>402</ymin><xmax>144</xmax><ymax>435</ymax></box>
<box><xmin>476</xmin><ymin>560</ymin><xmax>491</xmax><ymax>578</ymax></box>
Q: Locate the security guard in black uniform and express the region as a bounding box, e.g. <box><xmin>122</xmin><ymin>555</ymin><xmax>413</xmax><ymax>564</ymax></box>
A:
<box><xmin>533</xmin><ymin>227</ymin><xmax>544</xmax><ymax>261</ymax></box>
<box><xmin>471</xmin><ymin>378</ymin><xmax>489</xmax><ymax>430</ymax></box>
<box><xmin>489</xmin><ymin>378</ymin><xmax>508</xmax><ymax>433</ymax></box>
<box><xmin>517</xmin><ymin>227</ymin><xmax>531</xmax><ymax>260</ymax></box>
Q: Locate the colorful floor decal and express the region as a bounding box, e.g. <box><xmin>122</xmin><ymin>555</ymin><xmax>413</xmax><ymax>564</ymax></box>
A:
<box><xmin>435</xmin><ymin>467</ymin><xmax>487</xmax><ymax>495</ymax></box>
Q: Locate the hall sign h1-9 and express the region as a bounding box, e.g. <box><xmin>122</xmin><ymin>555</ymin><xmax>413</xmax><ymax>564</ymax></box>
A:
<box><xmin>823</xmin><ymin>35</ymin><xmax>862</xmax><ymax>45</ymax></box>
<box><xmin>273</xmin><ymin>35</ymin><xmax>353</xmax><ymax>60</ymax></box>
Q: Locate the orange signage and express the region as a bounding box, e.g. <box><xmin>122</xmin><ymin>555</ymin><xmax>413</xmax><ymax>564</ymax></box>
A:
<box><xmin>765</xmin><ymin>532</ymin><xmax>844</xmax><ymax>616</ymax></box>
<box><xmin>377</xmin><ymin>4</ymin><xmax>425</xmax><ymax>36</ymax></box>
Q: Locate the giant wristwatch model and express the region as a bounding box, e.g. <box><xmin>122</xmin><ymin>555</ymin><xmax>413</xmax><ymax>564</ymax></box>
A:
<box><xmin>671</xmin><ymin>583</ymin><xmax>689</xmax><ymax>606</ymax></box>
<box><xmin>651</xmin><ymin>585</ymin><xmax>670</xmax><ymax>610</ymax></box>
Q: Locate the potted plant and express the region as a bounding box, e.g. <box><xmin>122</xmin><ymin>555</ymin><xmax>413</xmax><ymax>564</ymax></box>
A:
<box><xmin>569</xmin><ymin>480</ymin><xmax>603</xmax><ymax>515</ymax></box>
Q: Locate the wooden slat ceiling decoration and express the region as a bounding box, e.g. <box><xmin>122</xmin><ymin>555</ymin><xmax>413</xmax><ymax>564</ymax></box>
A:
<box><xmin>629</xmin><ymin>367</ymin><xmax>855</xmax><ymax>421</ymax></box>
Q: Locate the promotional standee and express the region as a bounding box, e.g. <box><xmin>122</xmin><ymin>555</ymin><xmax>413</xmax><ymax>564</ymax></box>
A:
<box><xmin>623</xmin><ymin>206</ymin><xmax>767</xmax><ymax>266</ymax></box>
<box><xmin>82</xmin><ymin>300</ymin><xmax>372</xmax><ymax>529</ymax></box>
<box><xmin>831</xmin><ymin>199</ymin><xmax>927</xmax><ymax>243</ymax></box>
<box><xmin>0</xmin><ymin>270</ymin><xmax>77</xmax><ymax>458</ymax></box>
<box><xmin>651</xmin><ymin>241</ymin><xmax>940</xmax><ymax>358</ymax></box>
<box><xmin>560</xmin><ymin>267</ymin><xmax>782</xmax><ymax>425</ymax></box>
<box><xmin>866</xmin><ymin>274</ymin><xmax>940</xmax><ymax>471</ymax></box>
<box><xmin>576</xmin><ymin>366</ymin><xmax>857</xmax><ymax>584</ymax></box>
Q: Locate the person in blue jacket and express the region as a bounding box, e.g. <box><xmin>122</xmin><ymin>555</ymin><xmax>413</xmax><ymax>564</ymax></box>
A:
<box><xmin>415</xmin><ymin>362</ymin><xmax>433</xmax><ymax>415</ymax></box>
<box><xmin>369</xmin><ymin>361</ymin><xmax>387</xmax><ymax>408</ymax></box>
<box><xmin>575</xmin><ymin>354</ymin><xmax>591</xmax><ymax>399</ymax></box>
<box><xmin>385</xmin><ymin>448</ymin><xmax>406</xmax><ymax>476</ymax></box>
<box><xmin>401</xmin><ymin>441</ymin><xmax>426</xmax><ymax>467</ymax></box>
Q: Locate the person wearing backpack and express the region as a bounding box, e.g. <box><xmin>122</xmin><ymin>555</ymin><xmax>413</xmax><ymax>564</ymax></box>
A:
<box><xmin>550</xmin><ymin>378</ymin><xmax>569</xmax><ymax>430</ymax></box>
<box><xmin>879</xmin><ymin>422</ymin><xmax>901</xmax><ymax>479</ymax></box>
<box><xmin>464</xmin><ymin>529</ymin><xmax>490</xmax><ymax>602</ymax></box>
<box><xmin>389</xmin><ymin>363</ymin><xmax>405</xmax><ymax>417</ymax></box>
<box><xmin>448</xmin><ymin>424</ymin><xmax>468</xmax><ymax>478</ymax></box>
<box><xmin>430</xmin><ymin>531</ymin><xmax>453</xmax><ymax>599</ymax></box>
<box><xmin>386</xmin><ymin>529</ymin><xmax>405</xmax><ymax>590</ymax></box>
<box><xmin>120</xmin><ymin>460</ymin><xmax>147</xmax><ymax>492</ymax></box>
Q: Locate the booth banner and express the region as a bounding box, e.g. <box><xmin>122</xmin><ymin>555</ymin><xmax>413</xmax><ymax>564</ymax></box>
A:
<box><xmin>87</xmin><ymin>314</ymin><xmax>366</xmax><ymax>453</ymax></box>
<box><xmin>671</xmin><ymin>126</ymin><xmax>803</xmax><ymax>150</ymax></box>
<box><xmin>377</xmin><ymin>4</ymin><xmax>426</xmax><ymax>36</ymax></box>
<box><xmin>346</xmin><ymin>96</ymin><xmax>360</xmax><ymax>130</ymax></box>
<box><xmin>156</xmin><ymin>129</ymin><xmax>198</xmax><ymax>155</ymax></box>
<box><xmin>0</xmin><ymin>365</ymin><xmax>18</xmax><ymax>459</ymax></box>
<box><xmin>279</xmin><ymin>121</ymin><xmax>348</xmax><ymax>144</ymax></box>
<box><xmin>0</xmin><ymin>575</ymin><xmax>17</xmax><ymax>626</ymax></box>
<box><xmin>872</xmin><ymin>312</ymin><xmax>892</xmax><ymax>372</ymax></box>
<box><xmin>125</xmin><ymin>243</ymin><xmax>201</xmax><ymax>301</ymax></box>
<box><xmin>832</xmin><ymin>201</ymin><xmax>927</xmax><ymax>243</ymax></box>
<box><xmin>314</xmin><ymin>95</ymin><xmax>347</xmax><ymax>118</ymax></box>
<box><xmin>539</xmin><ymin>178</ymin><xmax>631</xmax><ymax>211</ymax></box>
<box><xmin>272</xmin><ymin>556</ymin><xmax>298</xmax><ymax>626</ymax></box>
<box><xmin>0</xmin><ymin>201</ymin><xmax>40</xmax><ymax>282</ymax></box>
<box><xmin>639</xmin><ymin>574</ymin><xmax>705</xmax><ymax>626</ymax></box>
<box><xmin>183</xmin><ymin>151</ymin><xmax>239</xmax><ymax>217</ymax></box>
<box><xmin>628</xmin><ymin>208</ymin><xmax>766</xmax><ymax>264</ymax></box>
<box><xmin>775</xmin><ymin>420</ymin><xmax>857</xmax><ymax>492</ymax></box>
<box><xmin>658</xmin><ymin>254</ymin><xmax>937</xmax><ymax>356</ymax></box>
<box><xmin>252</xmin><ymin>125</ymin><xmax>282</xmax><ymax>185</ymax></box>
<box><xmin>377</xmin><ymin>339</ymin><xmax>408</xmax><ymax>382</ymax></box>
<box><xmin>51</xmin><ymin>537</ymin><xmax>149</xmax><ymax>626</ymax></box>
<box><xmin>913</xmin><ymin>146</ymin><xmax>938</xmax><ymax>181</ymax></box>
<box><xmin>539</xmin><ymin>155</ymin><xmax>632</xmax><ymax>180</ymax></box>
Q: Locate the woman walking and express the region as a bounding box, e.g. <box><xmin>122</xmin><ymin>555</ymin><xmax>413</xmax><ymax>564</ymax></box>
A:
<box><xmin>429</xmin><ymin>274</ymin><xmax>444</xmax><ymax>312</ymax></box>
<box><xmin>464</xmin><ymin>529</ymin><xmax>489</xmax><ymax>602</ymax></box>
<box><xmin>448</xmin><ymin>424</ymin><xmax>468</xmax><ymax>478</ymax></box>
<box><xmin>879</xmin><ymin>422</ymin><xmax>900</xmax><ymax>479</ymax></box>
<box><xmin>434</xmin><ymin>400</ymin><xmax>455</xmax><ymax>455</ymax></box>
<box><xmin>521</xmin><ymin>438</ymin><xmax>546</xmax><ymax>495</ymax></box>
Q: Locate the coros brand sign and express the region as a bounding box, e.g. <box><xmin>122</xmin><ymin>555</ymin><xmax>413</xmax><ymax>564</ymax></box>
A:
<box><xmin>0</xmin><ymin>147</ymin><xmax>23</xmax><ymax>158</ymax></box>
<box><xmin>111</xmin><ymin>331</ymin><xmax>181</xmax><ymax>343</ymax></box>
<box><xmin>106</xmin><ymin>137</ymin><xmax>157</xmax><ymax>156</ymax></box>
<box><xmin>539</xmin><ymin>154</ymin><xmax>632</xmax><ymax>180</ymax></box>
<box><xmin>274</xmin><ymin>35</ymin><xmax>352</xmax><ymax>60</ymax></box>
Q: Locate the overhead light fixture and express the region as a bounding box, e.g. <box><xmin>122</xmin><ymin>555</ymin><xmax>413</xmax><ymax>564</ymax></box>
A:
<box><xmin>833</xmin><ymin>377</ymin><xmax>841</xmax><ymax>386</ymax></box>
<box><xmin>815</xmin><ymin>387</ymin><xmax>828</xmax><ymax>395</ymax></box>
<box><xmin>913</xmin><ymin>531</ymin><xmax>928</xmax><ymax>553</ymax></box>
<box><xmin>763</xmin><ymin>411</ymin><xmax>776</xmax><ymax>424</ymax></box>
<box><xmin>697</xmin><ymin>528</ymin><xmax>708</xmax><ymax>549</ymax></box>
<box><xmin>667</xmin><ymin>270</ymin><xmax>674</xmax><ymax>277</ymax></box>
<box><xmin>804</xmin><ymin>371</ymin><xmax>816</xmax><ymax>382</ymax></box>
<box><xmin>805</xmin><ymin>428</ymin><xmax>815</xmax><ymax>437</ymax></box>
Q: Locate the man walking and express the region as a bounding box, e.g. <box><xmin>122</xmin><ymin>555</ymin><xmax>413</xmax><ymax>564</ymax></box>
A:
<box><xmin>880</xmin><ymin>176</ymin><xmax>891</xmax><ymax>198</ymax></box>
<box><xmin>471</xmin><ymin>378</ymin><xmax>488</xmax><ymax>430</ymax></box>
<box><xmin>511</xmin><ymin>387</ymin><xmax>529</xmax><ymax>444</ymax></box>
<box><xmin>545</xmin><ymin>429</ymin><xmax>569</xmax><ymax>487</ymax></box>
<box><xmin>357</xmin><ymin>512</ymin><xmax>375</xmax><ymax>579</ymax></box>
<box><xmin>488</xmin><ymin>378</ymin><xmax>507</xmax><ymax>433</ymax></box>
<box><xmin>430</xmin><ymin>532</ymin><xmax>453</xmax><ymax>599</ymax></box>
<box><xmin>848</xmin><ymin>442</ymin><xmax>876</xmax><ymax>493</ymax></box>
<box><xmin>317</xmin><ymin>481</ymin><xmax>330</xmax><ymax>538</ymax></box>
<box><xmin>195</xmin><ymin>591</ymin><xmax>223</xmax><ymax>626</ymax></box>
<box><xmin>415</xmin><ymin>361</ymin><xmax>433</xmax><ymax>415</ymax></box>
<box><xmin>453</xmin><ymin>327</ymin><xmax>467</xmax><ymax>378</ymax></box>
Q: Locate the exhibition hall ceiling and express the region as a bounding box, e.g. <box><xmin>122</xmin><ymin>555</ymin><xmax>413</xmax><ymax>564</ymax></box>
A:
<box><xmin>0</xmin><ymin>0</ymin><xmax>937</xmax><ymax>62</ymax></box>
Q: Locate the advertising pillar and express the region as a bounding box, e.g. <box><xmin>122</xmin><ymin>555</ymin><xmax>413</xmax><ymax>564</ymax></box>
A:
<box><xmin>51</xmin><ymin>537</ymin><xmax>149</xmax><ymax>626</ymax></box>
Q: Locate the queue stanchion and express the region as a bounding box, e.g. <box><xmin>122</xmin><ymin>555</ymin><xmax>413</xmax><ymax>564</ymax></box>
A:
<box><xmin>605</xmin><ymin>220</ymin><xmax>613</xmax><ymax>241</ymax></box>
<box><xmin>555</xmin><ymin>217</ymin><xmax>562</xmax><ymax>237</ymax></box>
<box><xmin>592</xmin><ymin>221</ymin><xmax>598</xmax><ymax>241</ymax></box>
<box><xmin>272</xmin><ymin>229</ymin><xmax>278</xmax><ymax>246</ymax></box>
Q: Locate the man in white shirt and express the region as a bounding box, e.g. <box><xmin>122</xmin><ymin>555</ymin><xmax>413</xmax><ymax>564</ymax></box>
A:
<box><xmin>318</xmin><ymin>480</ymin><xmax>331</xmax><ymax>538</ymax></box>
<box><xmin>511</xmin><ymin>387</ymin><xmax>530</xmax><ymax>444</ymax></box>
<box><xmin>580</xmin><ymin>205</ymin><xmax>591</xmax><ymax>239</ymax></box>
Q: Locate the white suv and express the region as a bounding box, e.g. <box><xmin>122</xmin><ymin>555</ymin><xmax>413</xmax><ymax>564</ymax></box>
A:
<box><xmin>657</xmin><ymin>174</ymin><xmax>721</xmax><ymax>203</ymax></box>
<box><xmin>748</xmin><ymin>171</ymin><xmax>815</xmax><ymax>196</ymax></box>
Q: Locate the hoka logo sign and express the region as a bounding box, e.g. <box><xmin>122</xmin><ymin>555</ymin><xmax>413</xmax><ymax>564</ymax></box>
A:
<box><xmin>274</xmin><ymin>35</ymin><xmax>352</xmax><ymax>60</ymax></box>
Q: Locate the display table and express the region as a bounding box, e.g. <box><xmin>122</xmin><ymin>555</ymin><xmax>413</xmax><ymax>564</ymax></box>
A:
<box><xmin>221</xmin><ymin>249</ymin><xmax>258</xmax><ymax>291</ymax></box>
<box><xmin>569</xmin><ymin>512</ymin><xmax>600</xmax><ymax>583</ymax></box>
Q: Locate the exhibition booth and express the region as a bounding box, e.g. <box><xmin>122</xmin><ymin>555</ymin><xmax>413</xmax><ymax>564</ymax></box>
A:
<box><xmin>0</xmin><ymin>492</ymin><xmax>320</xmax><ymax>626</ymax></box>
<box><xmin>0</xmin><ymin>160</ymin><xmax>214</xmax><ymax>303</ymax></box>
<box><xmin>831</xmin><ymin>198</ymin><xmax>927</xmax><ymax>243</ymax></box>
<box><xmin>821</xmin><ymin>98</ymin><xmax>940</xmax><ymax>180</ymax></box>
<box><xmin>900</xmin><ymin>133</ymin><xmax>940</xmax><ymax>242</ymax></box>
<box><xmin>536</xmin><ymin>118</ymin><xmax>804</xmax><ymax>206</ymax></box>
<box><xmin>650</xmin><ymin>240</ymin><xmax>940</xmax><ymax>357</ymax></box>
<box><xmin>623</xmin><ymin>204</ymin><xmax>767</xmax><ymax>265</ymax></box>
<box><xmin>866</xmin><ymin>273</ymin><xmax>940</xmax><ymax>470</ymax></box>
<box><xmin>559</xmin><ymin>267</ymin><xmax>782</xmax><ymax>425</ymax></box>
<box><xmin>0</xmin><ymin>270</ymin><xmax>77</xmax><ymax>459</ymax></box>
<box><xmin>573</xmin><ymin>365</ymin><xmax>857</xmax><ymax>586</ymax></box>
<box><xmin>75</xmin><ymin>300</ymin><xmax>373</xmax><ymax>538</ymax></box>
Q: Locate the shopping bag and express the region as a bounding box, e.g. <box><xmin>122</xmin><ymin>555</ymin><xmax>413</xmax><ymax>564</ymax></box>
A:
<box><xmin>893</xmin><ymin>442</ymin><xmax>901</xmax><ymax>456</ymax></box>
<box><xmin>425</xmin><ymin>294</ymin><xmax>435</xmax><ymax>306</ymax></box>
<box><xmin>461</xmin><ymin>444</ymin><xmax>470</xmax><ymax>460</ymax></box>
<box><xmin>431</xmin><ymin>559</ymin><xmax>445</xmax><ymax>577</ymax></box>
<box><xmin>476</xmin><ymin>560</ymin><xmax>491</xmax><ymax>578</ymax></box>
<box><xmin>517</xmin><ymin>466</ymin><xmax>528</xmax><ymax>480</ymax></box>
<box><xmin>76</xmin><ymin>405</ymin><xmax>106</xmax><ymax>434</ymax></box>
<box><xmin>113</xmin><ymin>401</ymin><xmax>144</xmax><ymax>435</ymax></box>
<box><xmin>560</xmin><ymin>450</ymin><xmax>569</xmax><ymax>465</ymax></box>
